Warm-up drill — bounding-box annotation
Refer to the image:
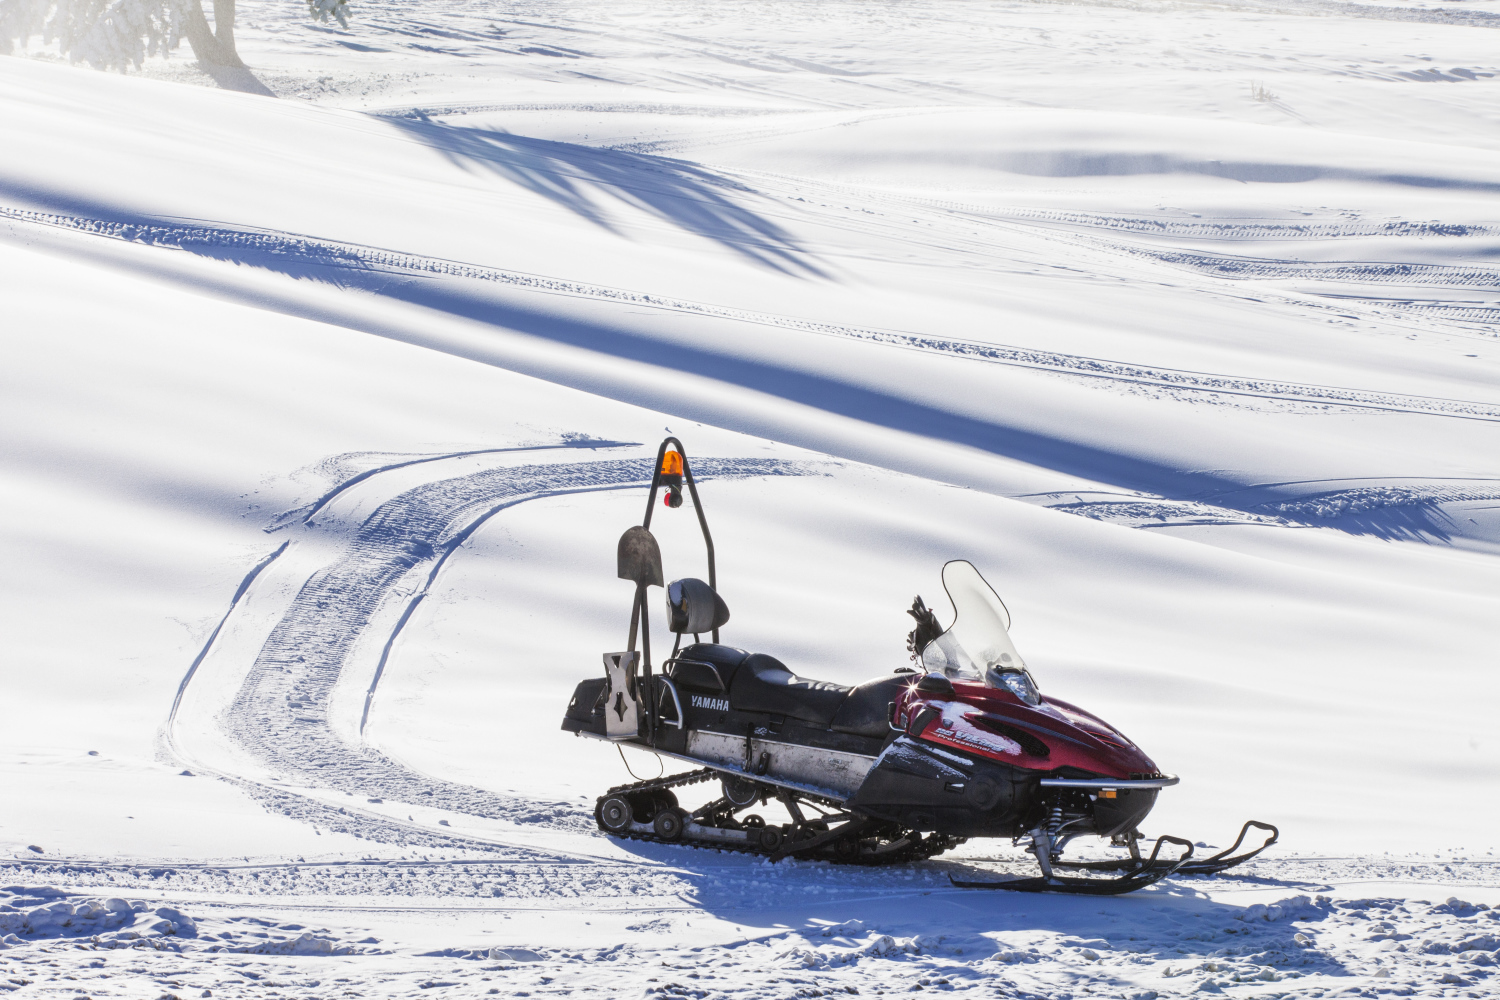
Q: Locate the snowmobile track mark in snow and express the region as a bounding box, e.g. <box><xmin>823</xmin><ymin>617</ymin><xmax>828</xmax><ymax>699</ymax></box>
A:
<box><xmin>267</xmin><ymin>438</ymin><xmax>640</xmax><ymax>531</ymax></box>
<box><xmin>982</xmin><ymin>209</ymin><xmax>1500</xmax><ymax>243</ymax></box>
<box><xmin>6</xmin><ymin>205</ymin><xmax>1500</xmax><ymax>423</ymax></box>
<box><xmin>173</xmin><ymin>448</ymin><xmax>817</xmax><ymax>851</ymax></box>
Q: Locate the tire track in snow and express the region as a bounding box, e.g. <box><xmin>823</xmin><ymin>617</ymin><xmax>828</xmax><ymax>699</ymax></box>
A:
<box><xmin>1126</xmin><ymin>249</ymin><xmax>1500</xmax><ymax>291</ymax></box>
<box><xmin>1025</xmin><ymin>477</ymin><xmax>1500</xmax><ymax>542</ymax></box>
<box><xmin>6</xmin><ymin>204</ymin><xmax>1500</xmax><ymax>421</ymax></box>
<box><xmin>978</xmin><ymin>209</ymin><xmax>1500</xmax><ymax>243</ymax></box>
<box><xmin>167</xmin><ymin>541</ymin><xmax>290</xmax><ymax>729</ymax></box>
<box><xmin>195</xmin><ymin>454</ymin><xmax>814</xmax><ymax>849</ymax></box>
<box><xmin>866</xmin><ymin>199</ymin><xmax>1500</xmax><ymax>330</ymax></box>
<box><xmin>1271</xmin><ymin>0</ymin><xmax>1500</xmax><ymax>31</ymax></box>
<box><xmin>263</xmin><ymin>436</ymin><xmax>640</xmax><ymax>531</ymax></box>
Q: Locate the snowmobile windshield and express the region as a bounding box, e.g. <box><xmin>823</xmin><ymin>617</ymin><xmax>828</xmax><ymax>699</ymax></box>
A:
<box><xmin>919</xmin><ymin>561</ymin><xmax>1041</xmax><ymax>704</ymax></box>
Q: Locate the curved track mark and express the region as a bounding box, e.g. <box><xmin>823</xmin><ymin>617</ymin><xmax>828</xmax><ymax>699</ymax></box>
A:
<box><xmin>168</xmin><ymin>540</ymin><xmax>290</xmax><ymax>728</ymax></box>
<box><xmin>357</xmin><ymin>481</ymin><xmax>642</xmax><ymax>733</ymax></box>
<box><xmin>174</xmin><ymin>452</ymin><xmax>817</xmax><ymax>851</ymax></box>
<box><xmin>271</xmin><ymin>439</ymin><xmax>640</xmax><ymax>531</ymax></box>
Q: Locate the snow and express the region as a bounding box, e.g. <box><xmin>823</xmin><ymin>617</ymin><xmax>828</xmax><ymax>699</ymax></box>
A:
<box><xmin>3</xmin><ymin>0</ymin><xmax>1500</xmax><ymax>996</ymax></box>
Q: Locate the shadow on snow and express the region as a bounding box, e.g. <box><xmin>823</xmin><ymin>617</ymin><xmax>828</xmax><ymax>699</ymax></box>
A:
<box><xmin>2</xmin><ymin>181</ymin><xmax>1487</xmax><ymax>547</ymax></box>
<box><xmin>384</xmin><ymin>115</ymin><xmax>826</xmax><ymax>278</ymax></box>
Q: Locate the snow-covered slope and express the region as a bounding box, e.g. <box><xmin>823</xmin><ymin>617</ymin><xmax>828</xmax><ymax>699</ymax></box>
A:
<box><xmin>2</xmin><ymin>1</ymin><xmax>1499</xmax><ymax>996</ymax></box>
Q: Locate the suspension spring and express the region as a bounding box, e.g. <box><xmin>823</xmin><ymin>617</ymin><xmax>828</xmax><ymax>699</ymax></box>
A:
<box><xmin>1045</xmin><ymin>800</ymin><xmax>1065</xmax><ymax>860</ymax></box>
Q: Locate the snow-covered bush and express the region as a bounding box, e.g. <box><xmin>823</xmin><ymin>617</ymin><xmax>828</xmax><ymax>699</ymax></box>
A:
<box><xmin>2</xmin><ymin>0</ymin><xmax>183</xmax><ymax>69</ymax></box>
<box><xmin>1</xmin><ymin>0</ymin><xmax>354</xmax><ymax>71</ymax></box>
<box><xmin>308</xmin><ymin>0</ymin><xmax>346</xmax><ymax>29</ymax></box>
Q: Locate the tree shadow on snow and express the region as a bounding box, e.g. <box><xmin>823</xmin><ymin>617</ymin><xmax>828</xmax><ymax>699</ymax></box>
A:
<box><xmin>5</xmin><ymin>181</ymin><xmax>1491</xmax><ymax>550</ymax></box>
<box><xmin>1282</xmin><ymin>499</ymin><xmax>1460</xmax><ymax>543</ymax></box>
<box><xmin>198</xmin><ymin>62</ymin><xmax>276</xmax><ymax>98</ymax></box>
<box><xmin>2</xmin><ymin>179</ymin><xmax>1248</xmax><ymax>505</ymax></box>
<box><xmin>1205</xmin><ymin>481</ymin><xmax>1496</xmax><ymax>544</ymax></box>
<box><xmin>383</xmin><ymin>115</ymin><xmax>826</xmax><ymax>278</ymax></box>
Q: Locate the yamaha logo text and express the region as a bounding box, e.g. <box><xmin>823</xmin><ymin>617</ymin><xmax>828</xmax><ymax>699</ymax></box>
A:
<box><xmin>691</xmin><ymin>694</ymin><xmax>730</xmax><ymax>712</ymax></box>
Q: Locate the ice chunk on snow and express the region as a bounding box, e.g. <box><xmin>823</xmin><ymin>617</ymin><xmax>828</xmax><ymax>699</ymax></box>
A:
<box><xmin>1426</xmin><ymin>897</ymin><xmax>1485</xmax><ymax>915</ymax></box>
<box><xmin>818</xmin><ymin>919</ymin><xmax>865</xmax><ymax>938</ymax></box>
<box><xmin>1237</xmin><ymin>895</ymin><xmax>1327</xmax><ymax>923</ymax></box>
<box><xmin>1457</xmin><ymin>934</ymin><xmax>1500</xmax><ymax>952</ymax></box>
<box><xmin>488</xmin><ymin>947</ymin><xmax>544</xmax><ymax>962</ymax></box>
<box><xmin>154</xmin><ymin>906</ymin><xmax>197</xmax><ymax>936</ymax></box>
<box><xmin>860</xmin><ymin>934</ymin><xmax>920</xmax><ymax>957</ymax></box>
<box><xmin>288</xmin><ymin>933</ymin><xmax>335</xmax><ymax>955</ymax></box>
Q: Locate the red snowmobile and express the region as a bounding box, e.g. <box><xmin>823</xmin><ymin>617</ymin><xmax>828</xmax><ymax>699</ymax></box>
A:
<box><xmin>561</xmin><ymin>439</ymin><xmax>1276</xmax><ymax>893</ymax></box>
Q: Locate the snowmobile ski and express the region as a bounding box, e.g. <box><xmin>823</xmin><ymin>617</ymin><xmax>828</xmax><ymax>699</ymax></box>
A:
<box><xmin>949</xmin><ymin>834</ymin><xmax>1196</xmax><ymax>894</ymax></box>
<box><xmin>1051</xmin><ymin>820</ymin><xmax>1280</xmax><ymax>877</ymax></box>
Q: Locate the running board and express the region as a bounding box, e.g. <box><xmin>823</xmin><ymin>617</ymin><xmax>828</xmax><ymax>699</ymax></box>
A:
<box><xmin>577</xmin><ymin>729</ymin><xmax>853</xmax><ymax>804</ymax></box>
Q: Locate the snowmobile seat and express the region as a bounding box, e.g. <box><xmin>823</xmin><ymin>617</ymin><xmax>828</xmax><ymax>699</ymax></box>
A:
<box><xmin>729</xmin><ymin>653</ymin><xmax>852</xmax><ymax>727</ymax></box>
<box><xmin>668</xmin><ymin>644</ymin><xmax>749</xmax><ymax>694</ymax></box>
<box><xmin>829</xmin><ymin>674</ymin><xmax>910</xmax><ymax>739</ymax></box>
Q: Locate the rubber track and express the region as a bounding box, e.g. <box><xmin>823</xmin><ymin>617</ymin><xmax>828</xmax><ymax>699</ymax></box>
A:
<box><xmin>596</xmin><ymin>768</ymin><xmax>959</xmax><ymax>866</ymax></box>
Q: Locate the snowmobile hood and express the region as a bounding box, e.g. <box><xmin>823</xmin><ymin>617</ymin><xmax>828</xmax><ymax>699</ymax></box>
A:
<box><xmin>897</xmin><ymin>682</ymin><xmax>1160</xmax><ymax>779</ymax></box>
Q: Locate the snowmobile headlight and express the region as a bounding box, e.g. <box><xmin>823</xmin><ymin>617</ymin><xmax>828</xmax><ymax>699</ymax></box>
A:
<box><xmin>990</xmin><ymin>667</ymin><xmax>1041</xmax><ymax>706</ymax></box>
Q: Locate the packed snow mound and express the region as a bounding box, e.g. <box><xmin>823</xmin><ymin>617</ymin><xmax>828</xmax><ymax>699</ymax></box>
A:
<box><xmin>0</xmin><ymin>886</ymin><xmax>359</xmax><ymax>954</ymax></box>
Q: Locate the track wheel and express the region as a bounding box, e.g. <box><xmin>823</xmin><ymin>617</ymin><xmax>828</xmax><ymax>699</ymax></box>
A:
<box><xmin>756</xmin><ymin>826</ymin><xmax>782</xmax><ymax>852</ymax></box>
<box><xmin>723</xmin><ymin>776</ymin><xmax>760</xmax><ymax>807</ymax></box>
<box><xmin>598</xmin><ymin>795</ymin><xmax>633</xmax><ymax>833</ymax></box>
<box><xmin>643</xmin><ymin>789</ymin><xmax>679</xmax><ymax>822</ymax></box>
<box><xmin>653</xmin><ymin>808</ymin><xmax>686</xmax><ymax>841</ymax></box>
<box><xmin>741</xmin><ymin>814</ymin><xmax>765</xmax><ymax>829</ymax></box>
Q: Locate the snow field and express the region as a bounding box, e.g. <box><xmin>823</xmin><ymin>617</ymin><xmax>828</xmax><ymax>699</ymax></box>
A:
<box><xmin>2</xmin><ymin>875</ymin><xmax>1500</xmax><ymax>997</ymax></box>
<box><xmin>4</xmin><ymin>0</ymin><xmax>1500</xmax><ymax>996</ymax></box>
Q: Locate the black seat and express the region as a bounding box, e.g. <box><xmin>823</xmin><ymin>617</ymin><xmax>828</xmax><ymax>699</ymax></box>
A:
<box><xmin>728</xmin><ymin>653</ymin><xmax>852</xmax><ymax>727</ymax></box>
<box><xmin>668</xmin><ymin>644</ymin><xmax>750</xmax><ymax>693</ymax></box>
<box><xmin>830</xmin><ymin>674</ymin><xmax>909</xmax><ymax>739</ymax></box>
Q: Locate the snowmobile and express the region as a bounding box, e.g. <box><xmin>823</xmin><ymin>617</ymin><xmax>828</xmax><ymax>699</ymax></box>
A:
<box><xmin>561</xmin><ymin>439</ymin><xmax>1277</xmax><ymax>893</ymax></box>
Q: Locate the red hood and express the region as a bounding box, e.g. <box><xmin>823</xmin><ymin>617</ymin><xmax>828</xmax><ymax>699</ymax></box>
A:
<box><xmin>896</xmin><ymin>681</ymin><xmax>1160</xmax><ymax>778</ymax></box>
